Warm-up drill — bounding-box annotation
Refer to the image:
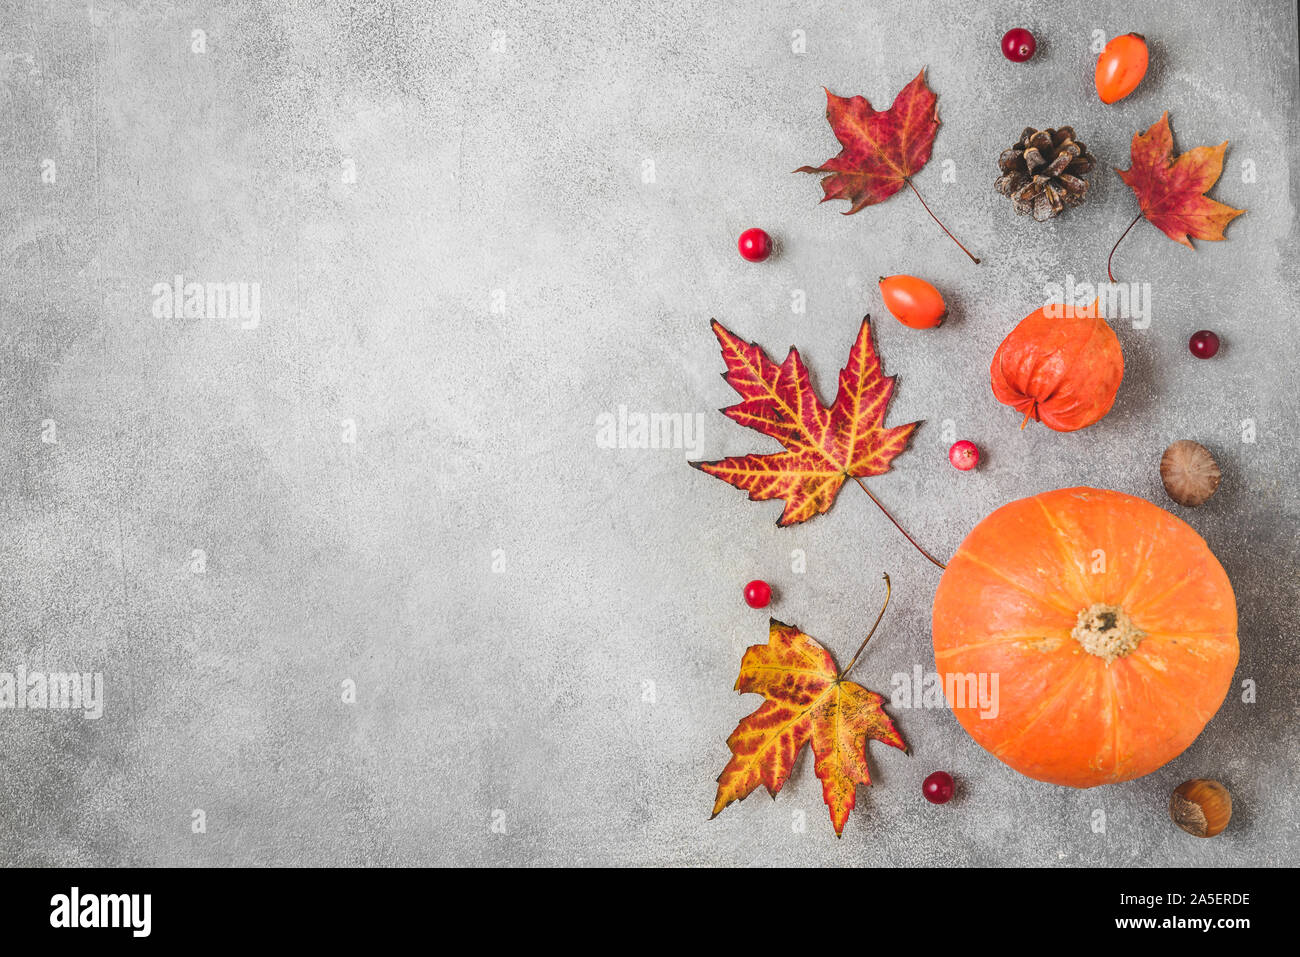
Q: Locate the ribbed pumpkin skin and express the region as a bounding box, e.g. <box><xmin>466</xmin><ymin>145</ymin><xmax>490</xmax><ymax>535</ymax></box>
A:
<box><xmin>990</xmin><ymin>305</ymin><xmax>1124</xmax><ymax>432</ymax></box>
<box><xmin>932</xmin><ymin>488</ymin><xmax>1237</xmax><ymax>788</ymax></box>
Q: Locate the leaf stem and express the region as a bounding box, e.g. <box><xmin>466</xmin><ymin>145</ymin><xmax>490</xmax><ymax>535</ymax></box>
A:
<box><xmin>840</xmin><ymin>573</ymin><xmax>891</xmax><ymax>679</ymax></box>
<box><xmin>905</xmin><ymin>178</ymin><xmax>980</xmax><ymax>265</ymax></box>
<box><xmin>853</xmin><ymin>476</ymin><xmax>947</xmax><ymax>570</ymax></box>
<box><xmin>1107</xmin><ymin>212</ymin><xmax>1143</xmax><ymax>283</ymax></box>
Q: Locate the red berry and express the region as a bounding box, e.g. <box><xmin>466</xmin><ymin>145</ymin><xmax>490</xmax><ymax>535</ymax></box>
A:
<box><xmin>737</xmin><ymin>228</ymin><xmax>772</xmax><ymax>262</ymax></box>
<box><xmin>922</xmin><ymin>771</ymin><xmax>955</xmax><ymax>804</ymax></box>
<box><xmin>1001</xmin><ymin>28</ymin><xmax>1036</xmax><ymax>62</ymax></box>
<box><xmin>1189</xmin><ymin>330</ymin><xmax>1220</xmax><ymax>359</ymax></box>
<box><xmin>949</xmin><ymin>440</ymin><xmax>979</xmax><ymax>471</ymax></box>
<box><xmin>743</xmin><ymin>579</ymin><xmax>771</xmax><ymax>609</ymax></box>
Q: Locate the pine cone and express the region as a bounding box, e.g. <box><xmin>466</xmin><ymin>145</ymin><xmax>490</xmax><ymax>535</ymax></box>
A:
<box><xmin>995</xmin><ymin>127</ymin><xmax>1095</xmax><ymax>222</ymax></box>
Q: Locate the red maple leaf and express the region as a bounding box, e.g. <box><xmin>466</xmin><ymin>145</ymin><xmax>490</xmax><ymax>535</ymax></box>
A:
<box><xmin>712</xmin><ymin>610</ymin><xmax>907</xmax><ymax>837</ymax></box>
<box><xmin>797</xmin><ymin>70</ymin><xmax>979</xmax><ymax>263</ymax></box>
<box><xmin>690</xmin><ymin>318</ymin><xmax>919</xmax><ymax>529</ymax></box>
<box><xmin>1109</xmin><ymin>112</ymin><xmax>1245</xmax><ymax>280</ymax></box>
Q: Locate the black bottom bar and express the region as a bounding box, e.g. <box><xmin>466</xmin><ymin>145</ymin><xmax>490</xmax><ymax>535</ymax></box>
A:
<box><xmin>0</xmin><ymin>866</ymin><xmax>1283</xmax><ymax>943</ymax></box>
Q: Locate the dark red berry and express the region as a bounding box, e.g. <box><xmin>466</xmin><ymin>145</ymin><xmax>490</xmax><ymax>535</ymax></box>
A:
<box><xmin>1001</xmin><ymin>28</ymin><xmax>1036</xmax><ymax>63</ymax></box>
<box><xmin>949</xmin><ymin>440</ymin><xmax>979</xmax><ymax>471</ymax></box>
<box><xmin>737</xmin><ymin>228</ymin><xmax>772</xmax><ymax>262</ymax></box>
<box><xmin>1189</xmin><ymin>330</ymin><xmax>1220</xmax><ymax>359</ymax></box>
<box><xmin>743</xmin><ymin>579</ymin><xmax>771</xmax><ymax>609</ymax></box>
<box><xmin>923</xmin><ymin>771</ymin><xmax>955</xmax><ymax>804</ymax></box>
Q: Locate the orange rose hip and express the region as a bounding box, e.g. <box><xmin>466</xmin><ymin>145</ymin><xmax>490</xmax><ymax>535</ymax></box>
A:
<box><xmin>879</xmin><ymin>274</ymin><xmax>947</xmax><ymax>328</ymax></box>
<box><xmin>1095</xmin><ymin>33</ymin><xmax>1149</xmax><ymax>104</ymax></box>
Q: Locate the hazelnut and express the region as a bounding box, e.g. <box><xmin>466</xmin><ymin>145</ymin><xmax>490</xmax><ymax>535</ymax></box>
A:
<box><xmin>1160</xmin><ymin>440</ymin><xmax>1220</xmax><ymax>507</ymax></box>
<box><xmin>1169</xmin><ymin>778</ymin><xmax>1232</xmax><ymax>838</ymax></box>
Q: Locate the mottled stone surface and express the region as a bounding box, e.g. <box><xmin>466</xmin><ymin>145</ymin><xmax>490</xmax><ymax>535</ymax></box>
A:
<box><xmin>0</xmin><ymin>1</ymin><xmax>1296</xmax><ymax>866</ymax></box>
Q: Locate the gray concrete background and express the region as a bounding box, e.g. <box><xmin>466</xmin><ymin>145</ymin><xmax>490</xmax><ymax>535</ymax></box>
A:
<box><xmin>1</xmin><ymin>0</ymin><xmax>1296</xmax><ymax>866</ymax></box>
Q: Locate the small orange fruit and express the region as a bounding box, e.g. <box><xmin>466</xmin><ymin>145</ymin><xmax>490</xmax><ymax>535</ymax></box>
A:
<box><xmin>1095</xmin><ymin>33</ymin><xmax>1148</xmax><ymax>104</ymax></box>
<box><xmin>879</xmin><ymin>275</ymin><xmax>947</xmax><ymax>329</ymax></box>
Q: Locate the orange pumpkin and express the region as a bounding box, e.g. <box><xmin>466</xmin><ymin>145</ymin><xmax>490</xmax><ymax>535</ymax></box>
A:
<box><xmin>990</xmin><ymin>303</ymin><xmax>1124</xmax><ymax>432</ymax></box>
<box><xmin>932</xmin><ymin>487</ymin><xmax>1238</xmax><ymax>788</ymax></box>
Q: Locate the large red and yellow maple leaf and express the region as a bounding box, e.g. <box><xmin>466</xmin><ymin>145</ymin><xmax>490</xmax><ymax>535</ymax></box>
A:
<box><xmin>712</xmin><ymin>619</ymin><xmax>907</xmax><ymax>837</ymax></box>
<box><xmin>690</xmin><ymin>317</ymin><xmax>917</xmax><ymax>527</ymax></box>
<box><xmin>1109</xmin><ymin>112</ymin><xmax>1244</xmax><ymax>280</ymax></box>
<box><xmin>796</xmin><ymin>70</ymin><xmax>979</xmax><ymax>263</ymax></box>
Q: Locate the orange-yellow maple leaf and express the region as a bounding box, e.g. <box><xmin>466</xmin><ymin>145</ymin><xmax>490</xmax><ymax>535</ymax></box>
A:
<box><xmin>711</xmin><ymin>620</ymin><xmax>907</xmax><ymax>837</ymax></box>
<box><xmin>1115</xmin><ymin>112</ymin><xmax>1244</xmax><ymax>250</ymax></box>
<box><xmin>689</xmin><ymin>317</ymin><xmax>917</xmax><ymax>526</ymax></box>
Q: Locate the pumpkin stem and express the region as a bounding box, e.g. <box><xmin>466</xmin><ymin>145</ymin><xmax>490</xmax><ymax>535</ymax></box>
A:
<box><xmin>1107</xmin><ymin>212</ymin><xmax>1143</xmax><ymax>284</ymax></box>
<box><xmin>840</xmin><ymin>573</ymin><xmax>891</xmax><ymax>679</ymax></box>
<box><xmin>905</xmin><ymin>179</ymin><xmax>981</xmax><ymax>265</ymax></box>
<box><xmin>1072</xmin><ymin>603</ymin><xmax>1145</xmax><ymax>663</ymax></box>
<box><xmin>852</xmin><ymin>477</ymin><xmax>947</xmax><ymax>570</ymax></box>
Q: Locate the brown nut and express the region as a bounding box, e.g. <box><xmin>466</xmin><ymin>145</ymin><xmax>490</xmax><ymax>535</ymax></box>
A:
<box><xmin>1160</xmin><ymin>440</ymin><xmax>1221</xmax><ymax>507</ymax></box>
<box><xmin>1169</xmin><ymin>778</ymin><xmax>1232</xmax><ymax>838</ymax></box>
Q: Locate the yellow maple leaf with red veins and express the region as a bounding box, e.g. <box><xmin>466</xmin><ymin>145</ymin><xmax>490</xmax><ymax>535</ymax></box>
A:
<box><xmin>711</xmin><ymin>620</ymin><xmax>907</xmax><ymax>837</ymax></box>
<box><xmin>690</xmin><ymin>317</ymin><xmax>917</xmax><ymax>526</ymax></box>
